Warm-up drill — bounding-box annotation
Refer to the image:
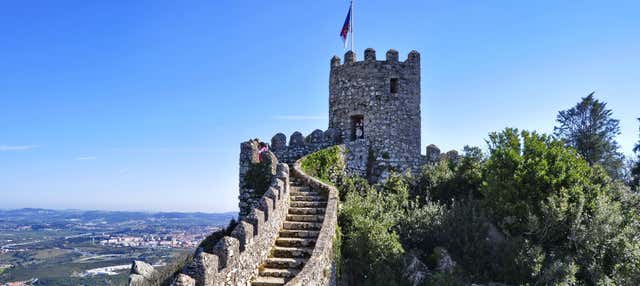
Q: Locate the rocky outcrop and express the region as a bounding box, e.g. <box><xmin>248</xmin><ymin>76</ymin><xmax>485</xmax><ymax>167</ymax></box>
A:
<box><xmin>173</xmin><ymin>274</ymin><xmax>196</xmax><ymax>286</ymax></box>
<box><xmin>128</xmin><ymin>261</ymin><xmax>158</xmax><ymax>286</ymax></box>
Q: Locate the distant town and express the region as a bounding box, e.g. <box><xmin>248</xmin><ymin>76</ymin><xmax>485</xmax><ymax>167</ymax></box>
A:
<box><xmin>0</xmin><ymin>208</ymin><xmax>235</xmax><ymax>285</ymax></box>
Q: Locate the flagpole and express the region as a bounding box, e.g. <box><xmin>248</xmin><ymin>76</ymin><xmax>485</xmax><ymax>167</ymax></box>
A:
<box><xmin>350</xmin><ymin>0</ymin><xmax>354</xmax><ymax>52</ymax></box>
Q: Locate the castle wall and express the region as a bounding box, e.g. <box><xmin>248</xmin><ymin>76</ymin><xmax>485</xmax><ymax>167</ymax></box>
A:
<box><xmin>238</xmin><ymin>140</ymin><xmax>278</xmax><ymax>219</ymax></box>
<box><xmin>270</xmin><ymin>129</ymin><xmax>341</xmax><ymax>164</ymax></box>
<box><xmin>329</xmin><ymin>48</ymin><xmax>421</xmax><ymax>173</ymax></box>
<box><xmin>183</xmin><ymin>164</ymin><xmax>291</xmax><ymax>286</ymax></box>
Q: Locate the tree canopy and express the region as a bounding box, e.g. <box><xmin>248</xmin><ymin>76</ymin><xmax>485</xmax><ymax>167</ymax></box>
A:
<box><xmin>632</xmin><ymin>118</ymin><xmax>640</xmax><ymax>190</ymax></box>
<box><xmin>554</xmin><ymin>92</ymin><xmax>624</xmax><ymax>180</ymax></box>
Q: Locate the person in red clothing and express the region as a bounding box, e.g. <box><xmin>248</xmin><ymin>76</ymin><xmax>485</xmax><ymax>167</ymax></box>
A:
<box><xmin>258</xmin><ymin>142</ymin><xmax>269</xmax><ymax>162</ymax></box>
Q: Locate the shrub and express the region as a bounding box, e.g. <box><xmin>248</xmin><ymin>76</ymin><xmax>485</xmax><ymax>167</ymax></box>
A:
<box><xmin>413</xmin><ymin>146</ymin><xmax>483</xmax><ymax>205</ymax></box>
<box><xmin>301</xmin><ymin>145</ymin><xmax>344</xmax><ymax>184</ymax></box>
<box><xmin>339</xmin><ymin>187</ymin><xmax>407</xmax><ymax>285</ymax></box>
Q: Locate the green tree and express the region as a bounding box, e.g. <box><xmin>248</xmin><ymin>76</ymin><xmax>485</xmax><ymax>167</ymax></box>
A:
<box><xmin>632</xmin><ymin>118</ymin><xmax>640</xmax><ymax>190</ymax></box>
<box><xmin>413</xmin><ymin>146</ymin><xmax>484</xmax><ymax>204</ymax></box>
<box><xmin>482</xmin><ymin>128</ymin><xmax>640</xmax><ymax>284</ymax></box>
<box><xmin>339</xmin><ymin>183</ymin><xmax>407</xmax><ymax>285</ymax></box>
<box><xmin>554</xmin><ymin>92</ymin><xmax>624</xmax><ymax>179</ymax></box>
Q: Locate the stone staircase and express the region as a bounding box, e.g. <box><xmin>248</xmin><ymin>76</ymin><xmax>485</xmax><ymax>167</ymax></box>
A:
<box><xmin>251</xmin><ymin>176</ymin><xmax>327</xmax><ymax>286</ymax></box>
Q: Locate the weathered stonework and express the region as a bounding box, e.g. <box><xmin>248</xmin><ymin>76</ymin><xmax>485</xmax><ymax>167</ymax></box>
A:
<box><xmin>270</xmin><ymin>129</ymin><xmax>341</xmax><ymax>164</ymax></box>
<box><xmin>238</xmin><ymin>140</ymin><xmax>278</xmax><ymax>219</ymax></box>
<box><xmin>128</xmin><ymin>48</ymin><xmax>442</xmax><ymax>286</ymax></box>
<box><xmin>180</xmin><ymin>163</ymin><xmax>291</xmax><ymax>286</ymax></box>
<box><xmin>330</xmin><ymin>49</ymin><xmax>422</xmax><ymax>175</ymax></box>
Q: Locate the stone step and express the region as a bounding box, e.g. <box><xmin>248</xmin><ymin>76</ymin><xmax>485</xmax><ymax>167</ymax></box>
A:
<box><xmin>290</xmin><ymin>186</ymin><xmax>311</xmax><ymax>192</ymax></box>
<box><xmin>283</xmin><ymin>221</ymin><xmax>322</xmax><ymax>231</ymax></box>
<box><xmin>290</xmin><ymin>201</ymin><xmax>327</xmax><ymax>208</ymax></box>
<box><xmin>288</xmin><ymin>207</ymin><xmax>325</xmax><ymax>215</ymax></box>
<box><xmin>290</xmin><ymin>195</ymin><xmax>325</xmax><ymax>202</ymax></box>
<box><xmin>279</xmin><ymin>229</ymin><xmax>320</xmax><ymax>238</ymax></box>
<box><xmin>290</xmin><ymin>191</ymin><xmax>321</xmax><ymax>196</ymax></box>
<box><xmin>286</xmin><ymin>214</ymin><xmax>325</xmax><ymax>222</ymax></box>
<box><xmin>252</xmin><ymin>276</ymin><xmax>285</xmax><ymax>286</ymax></box>
<box><xmin>276</xmin><ymin>237</ymin><xmax>316</xmax><ymax>248</ymax></box>
<box><xmin>259</xmin><ymin>267</ymin><xmax>300</xmax><ymax>279</ymax></box>
<box><xmin>272</xmin><ymin>246</ymin><xmax>313</xmax><ymax>258</ymax></box>
<box><xmin>264</xmin><ymin>257</ymin><xmax>306</xmax><ymax>269</ymax></box>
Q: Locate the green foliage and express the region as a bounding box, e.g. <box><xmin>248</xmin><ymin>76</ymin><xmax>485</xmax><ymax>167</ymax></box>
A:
<box><xmin>331</xmin><ymin>126</ymin><xmax>640</xmax><ymax>285</ymax></box>
<box><xmin>483</xmin><ymin>128</ymin><xmax>596</xmax><ymax>239</ymax></box>
<box><xmin>481</xmin><ymin>128</ymin><xmax>640</xmax><ymax>284</ymax></box>
<box><xmin>632</xmin><ymin>118</ymin><xmax>640</xmax><ymax>190</ymax></box>
<box><xmin>301</xmin><ymin>145</ymin><xmax>344</xmax><ymax>184</ymax></box>
<box><xmin>413</xmin><ymin>146</ymin><xmax>483</xmax><ymax>204</ymax></box>
<box><xmin>339</xmin><ymin>174</ymin><xmax>372</xmax><ymax>202</ymax></box>
<box><xmin>338</xmin><ymin>174</ymin><xmax>410</xmax><ymax>285</ymax></box>
<box><xmin>554</xmin><ymin>92</ymin><xmax>624</xmax><ymax>180</ymax></box>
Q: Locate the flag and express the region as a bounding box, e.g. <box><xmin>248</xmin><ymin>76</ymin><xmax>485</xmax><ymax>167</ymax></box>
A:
<box><xmin>340</xmin><ymin>5</ymin><xmax>352</xmax><ymax>48</ymax></box>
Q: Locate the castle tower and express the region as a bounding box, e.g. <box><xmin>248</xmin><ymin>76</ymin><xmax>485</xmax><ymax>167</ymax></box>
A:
<box><xmin>329</xmin><ymin>48</ymin><xmax>421</xmax><ymax>171</ymax></box>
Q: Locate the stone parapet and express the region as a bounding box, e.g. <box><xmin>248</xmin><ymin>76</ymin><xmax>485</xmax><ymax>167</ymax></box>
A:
<box><xmin>129</xmin><ymin>163</ymin><xmax>290</xmax><ymax>286</ymax></box>
<box><xmin>270</xmin><ymin>129</ymin><xmax>341</xmax><ymax>164</ymax></box>
<box><xmin>183</xmin><ymin>163</ymin><xmax>290</xmax><ymax>286</ymax></box>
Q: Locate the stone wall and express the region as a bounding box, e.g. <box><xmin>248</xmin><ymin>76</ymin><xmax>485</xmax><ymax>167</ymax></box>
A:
<box><xmin>129</xmin><ymin>161</ymin><xmax>290</xmax><ymax>286</ymax></box>
<box><xmin>270</xmin><ymin>129</ymin><xmax>341</xmax><ymax>164</ymax></box>
<box><xmin>329</xmin><ymin>48</ymin><xmax>421</xmax><ymax>174</ymax></box>
<box><xmin>238</xmin><ymin>139</ymin><xmax>278</xmax><ymax>219</ymax></box>
<box><xmin>182</xmin><ymin>163</ymin><xmax>290</xmax><ymax>286</ymax></box>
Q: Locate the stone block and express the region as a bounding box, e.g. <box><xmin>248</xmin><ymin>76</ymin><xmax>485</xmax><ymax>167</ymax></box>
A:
<box><xmin>290</xmin><ymin>132</ymin><xmax>305</xmax><ymax>147</ymax></box>
<box><xmin>212</xmin><ymin>236</ymin><xmax>239</xmax><ymax>269</ymax></box>
<box><xmin>259</xmin><ymin>196</ymin><xmax>274</xmax><ymax>221</ymax></box>
<box><xmin>364</xmin><ymin>48</ymin><xmax>376</xmax><ymax>61</ymax></box>
<box><xmin>247</xmin><ymin>208</ymin><xmax>265</xmax><ymax>235</ymax></box>
<box><xmin>172</xmin><ymin>274</ymin><xmax>196</xmax><ymax>286</ymax></box>
<box><xmin>231</xmin><ymin>221</ymin><xmax>254</xmax><ymax>251</ymax></box>
<box><xmin>271</xmin><ymin>133</ymin><xmax>287</xmax><ymax>151</ymax></box>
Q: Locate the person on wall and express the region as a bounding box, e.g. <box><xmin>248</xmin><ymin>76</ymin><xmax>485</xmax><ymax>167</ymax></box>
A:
<box><xmin>258</xmin><ymin>142</ymin><xmax>269</xmax><ymax>162</ymax></box>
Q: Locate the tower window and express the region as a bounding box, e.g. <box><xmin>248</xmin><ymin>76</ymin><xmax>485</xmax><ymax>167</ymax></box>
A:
<box><xmin>350</xmin><ymin>115</ymin><xmax>364</xmax><ymax>141</ymax></box>
<box><xmin>390</xmin><ymin>78</ymin><xmax>399</xmax><ymax>93</ymax></box>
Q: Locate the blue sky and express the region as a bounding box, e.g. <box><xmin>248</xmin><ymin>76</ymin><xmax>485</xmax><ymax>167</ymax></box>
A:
<box><xmin>1</xmin><ymin>0</ymin><xmax>638</xmax><ymax>212</ymax></box>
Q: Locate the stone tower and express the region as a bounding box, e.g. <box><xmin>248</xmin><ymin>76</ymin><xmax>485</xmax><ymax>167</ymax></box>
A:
<box><xmin>329</xmin><ymin>48</ymin><xmax>421</xmax><ymax>172</ymax></box>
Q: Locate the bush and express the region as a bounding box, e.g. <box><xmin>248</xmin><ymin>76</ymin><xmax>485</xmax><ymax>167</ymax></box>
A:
<box><xmin>412</xmin><ymin>146</ymin><xmax>483</xmax><ymax>205</ymax></box>
<box><xmin>481</xmin><ymin>128</ymin><xmax>640</xmax><ymax>284</ymax></box>
<box><xmin>301</xmin><ymin>145</ymin><xmax>344</xmax><ymax>184</ymax></box>
<box><xmin>339</xmin><ymin>187</ymin><xmax>407</xmax><ymax>285</ymax></box>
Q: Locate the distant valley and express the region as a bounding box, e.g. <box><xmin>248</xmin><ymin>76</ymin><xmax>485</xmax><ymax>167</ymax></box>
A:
<box><xmin>0</xmin><ymin>208</ymin><xmax>235</xmax><ymax>285</ymax></box>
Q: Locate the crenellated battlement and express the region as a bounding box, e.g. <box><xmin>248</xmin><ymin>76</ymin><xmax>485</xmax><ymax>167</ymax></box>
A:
<box><xmin>329</xmin><ymin>48</ymin><xmax>422</xmax><ymax>176</ymax></box>
<box><xmin>182</xmin><ymin>153</ymin><xmax>292</xmax><ymax>285</ymax></box>
<box><xmin>129</xmin><ymin>47</ymin><xmax>425</xmax><ymax>286</ymax></box>
<box><xmin>270</xmin><ymin>128</ymin><xmax>341</xmax><ymax>164</ymax></box>
<box><xmin>330</xmin><ymin>48</ymin><xmax>420</xmax><ymax>68</ymax></box>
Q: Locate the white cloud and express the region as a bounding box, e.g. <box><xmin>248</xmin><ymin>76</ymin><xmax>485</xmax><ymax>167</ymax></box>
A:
<box><xmin>0</xmin><ymin>145</ymin><xmax>38</xmax><ymax>151</ymax></box>
<box><xmin>76</xmin><ymin>156</ymin><xmax>97</xmax><ymax>160</ymax></box>
<box><xmin>272</xmin><ymin>115</ymin><xmax>327</xmax><ymax>120</ymax></box>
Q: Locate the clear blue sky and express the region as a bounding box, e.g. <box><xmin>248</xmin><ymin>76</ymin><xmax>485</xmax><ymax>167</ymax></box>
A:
<box><xmin>1</xmin><ymin>1</ymin><xmax>638</xmax><ymax>212</ymax></box>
